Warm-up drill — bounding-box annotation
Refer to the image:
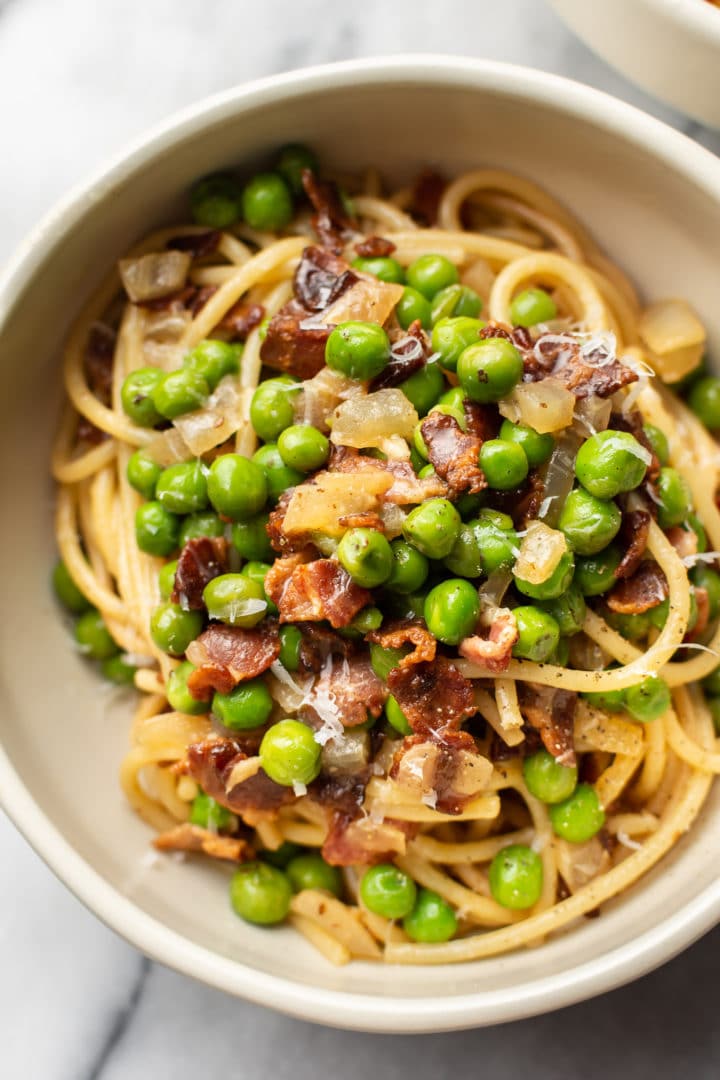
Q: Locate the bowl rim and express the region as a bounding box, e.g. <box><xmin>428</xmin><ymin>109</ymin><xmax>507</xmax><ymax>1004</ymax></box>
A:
<box><xmin>2</xmin><ymin>54</ymin><xmax>720</xmax><ymax>1032</ymax></box>
<box><xmin>638</xmin><ymin>0</ymin><xmax>720</xmax><ymax>42</ymax></box>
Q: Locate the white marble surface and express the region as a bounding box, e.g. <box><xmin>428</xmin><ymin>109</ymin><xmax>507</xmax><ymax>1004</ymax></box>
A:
<box><xmin>1</xmin><ymin>0</ymin><xmax>719</xmax><ymax>1075</ymax></box>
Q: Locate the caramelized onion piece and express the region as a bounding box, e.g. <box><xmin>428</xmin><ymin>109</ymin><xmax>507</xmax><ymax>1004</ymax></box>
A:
<box><xmin>331</xmin><ymin>389</ymin><xmax>419</xmax><ymax>448</ymax></box>
<box><xmin>119</xmin><ymin>251</ymin><xmax>191</xmax><ymax>303</ymax></box>
<box><xmin>639</xmin><ymin>298</ymin><xmax>706</xmax><ymax>382</ymax></box>
<box><xmin>499</xmin><ymin>378</ymin><xmax>575</xmax><ymax>434</ymax></box>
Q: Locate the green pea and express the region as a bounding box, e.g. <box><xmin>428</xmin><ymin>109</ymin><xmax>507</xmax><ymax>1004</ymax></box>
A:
<box><xmin>642</xmin><ymin>424</ymin><xmax>670</xmax><ymax>467</ymax></box>
<box><xmin>402</xmin><ymin>498</ymin><xmax>461</xmax><ymax>560</ymax></box>
<box><xmin>101</xmin><ymin>655</ymin><xmax>137</xmax><ymax>686</ymax></box>
<box><xmin>74</xmin><ymin>609</ymin><xmax>119</xmax><ymax>660</ymax></box>
<box><xmin>167</xmin><ymin>660</ymin><xmax>207</xmax><ymax>715</ymax></box>
<box><xmin>403</xmin><ymin>888</ymin><xmax>457</xmax><ymax>943</ymax></box>
<box><xmin>424</xmin><ymin>579</ymin><xmax>480</xmax><ymax>646</ymax></box>
<box><xmin>369</xmin><ymin>644</ymin><xmax>407</xmax><ymax>682</ymax></box>
<box><xmin>278</xmin><ymin>624</ymin><xmax>303</xmax><ymax>672</ymax></box>
<box><xmin>686</xmin><ymin>513</ymin><xmax>707</xmax><ymax>554</ymax></box>
<box><xmin>624</xmin><ymin>675</ymin><xmax>671</xmax><ymax>722</ymax></box>
<box><xmin>575</xmin><ymin>544</ymin><xmax>623</xmax><ymax>596</ymax></box>
<box><xmin>431</xmin><ymin>316</ymin><xmax>483</xmax><ymax>373</ymax></box>
<box><xmin>250</xmin><ymin>375</ymin><xmax>301</xmax><ymax>442</ymax></box>
<box><xmin>401</xmin><ymin>591</ymin><xmax>428</xmax><ymax>621</ymax></box>
<box><xmin>656</xmin><ymin>467</ymin><xmax>692</xmax><ymax>530</ymax></box>
<box><xmin>190</xmin><ymin>791</ymin><xmax>237</xmax><ymax>833</ymax></box>
<box><xmin>582</xmin><ymin>685</ymin><xmax>626</xmax><ymax>712</ymax></box>
<box><xmin>575</xmin><ymin>430</ymin><xmax>648</xmax><ymax>499</ymax></box>
<box><xmin>430</xmin><ymin>283</ymin><xmax>482</xmax><ymax>324</ymax></box>
<box><xmin>230</xmin><ymin>861</ymin><xmax>292</xmax><ymax>925</ymax></box>
<box><xmin>523</xmin><ymin>750</ymin><xmax>578</xmax><ymax>804</ymax></box>
<box><xmin>149</xmin><ymin>602</ymin><xmax>203</xmax><ymax>656</ymax></box>
<box><xmin>352</xmin><ymin>255</ymin><xmax>405</xmax><ymax>283</ymax></box>
<box><xmin>475</xmin><ymin>512</ymin><xmax>519</xmax><ymax>575</ymax></box>
<box><xmin>259</xmin><ymin>718</ymin><xmax>321</xmax><ymax>786</ymax></box>
<box><xmin>383</xmin><ymin>541</ymin><xmax>428</xmax><ymax>598</ymax></box>
<box><xmin>212</xmin><ymin>677</ymin><xmax>273</xmax><ymax>730</ymax></box>
<box><xmin>203</xmin><ymin>573</ymin><xmax>266</xmax><ymax>627</ymax></box>
<box><xmin>552</xmin><ymin>636</ymin><xmax>570</xmax><ymax>668</ymax></box>
<box><xmin>183</xmin><ymin>339</ymin><xmax>241</xmax><ymax>390</ymax></box>
<box><xmin>325</xmin><ymin>320</ymin><xmax>390</xmax><ymax>381</ymax></box>
<box><xmin>52</xmin><ymin>559</ymin><xmax>91</xmax><ymax>614</ymax></box>
<box><xmin>121</xmin><ymin>367</ymin><xmax>164</xmax><ymax>427</ymax></box>
<box><xmin>443</xmin><ymin>522</ymin><xmax>484</xmax><ymax>579</ymax></box>
<box><xmin>396</xmin><ymin>286</ymin><xmax>432</xmax><ymax>331</ymax></box>
<box><xmin>190</xmin><ymin>172</ymin><xmax>242</xmax><ymax>228</ymax></box>
<box><xmin>702</xmin><ymin>664</ymin><xmax>720</xmax><ymax>696</ymax></box>
<box><xmin>558</xmin><ymin>487</ymin><xmax>622</xmax><ymax>556</ymax></box>
<box><xmin>260</xmin><ymin>841</ymin><xmax>303</xmax><ymax>869</ymax></box>
<box><xmin>231</xmin><ymin>513</ymin><xmax>273</xmax><ymax>562</ymax></box>
<box><xmin>479</xmin><ymin>438</ymin><xmax>529</xmax><ymax>490</ymax></box>
<box><xmin>603</xmin><ymin>607</ymin><xmax>650</xmax><ymax>641</ymax></box>
<box><xmin>692</xmin><ymin>564</ymin><xmax>720</xmax><ymax>619</ymax></box>
<box><xmin>549</xmin><ymin>783</ymin><xmax>605</xmax><ymax>843</ymax></box>
<box><xmin>241</xmin><ymin>560</ymin><xmax>277</xmax><ymax>617</ymax></box>
<box><xmin>509</xmin><ymin>287</ymin><xmax>557</xmax><ymax>327</ymax></box>
<box><xmin>287</xmin><ymin>853</ymin><xmax>343</xmax><ymax>897</ymax></box>
<box><xmin>515</xmin><ymin>551</ymin><xmax>574</xmax><ymax>601</ymax></box>
<box><xmin>647</xmin><ymin>591</ymin><xmax>700</xmax><ymax>634</ymax></box>
<box><xmin>457</xmin><ymin>337</ymin><xmax>524</xmax><ymax>403</ymax></box>
<box><xmin>252</xmin><ymin>443</ymin><xmax>304</xmax><ymax>503</ymax></box>
<box><xmin>406</xmin><ymin>254</ymin><xmax>459</xmax><ymax>299</ymax></box>
<box><xmin>153</xmin><ymin>369</ymin><xmax>210</xmax><ymax>420</ymax></box>
<box><xmin>337</xmin><ymin>527</ymin><xmax>393</xmax><ymax>588</ymax></box>
<box><xmin>499</xmin><ymin>419</ymin><xmax>554</xmax><ymax>468</ymax></box>
<box><xmin>276</xmin><ymin>142</ymin><xmax>318</xmax><ymax>196</ymax></box>
<box><xmin>537</xmin><ymin>584</ymin><xmax>586</xmax><ymax>636</ymax></box>
<box><xmin>135</xmin><ymin>501</ymin><xmax>181</xmax><ymax>557</ymax></box>
<box><xmin>158</xmin><ymin>560</ymin><xmax>178</xmax><ymax>600</ymax></box>
<box><xmin>512</xmin><ymin>606</ymin><xmax>561</xmax><ymax>662</ymax></box>
<box><xmin>399</xmin><ymin>362</ymin><xmax>445</xmax><ymax>416</ymax></box>
<box><xmin>385</xmin><ymin>694</ymin><xmax>412</xmax><ymax>736</ymax></box>
<box><xmin>489</xmin><ymin>844</ymin><xmax>544</xmax><ymax>909</ymax></box>
<box><xmin>688</xmin><ymin>375</ymin><xmax>720</xmax><ymax>431</ymax></box>
<box><xmin>208</xmin><ymin>453</ymin><xmax>268</xmax><ymax>521</ymax></box>
<box><xmin>155</xmin><ymin>461</ymin><xmax>208</xmax><ymax>515</ymax></box>
<box><xmin>345</xmin><ymin>605</ymin><xmax>383</xmax><ymax>634</ymax></box>
<box><xmin>437</xmin><ymin>386</ymin><xmax>467</xmax><ymax>411</ymax></box>
<box><xmin>360</xmin><ymin>863</ymin><xmax>417</xmax><ymax>918</ymax></box>
<box><xmin>126</xmin><ymin>449</ymin><xmax>163</xmax><ymax>500</ymax></box>
<box><xmin>241</xmin><ymin>172</ymin><xmax>293</xmax><ymax>231</ymax></box>
<box><xmin>179</xmin><ymin>511</ymin><xmax>224</xmax><ymax>546</ymax></box>
<box><xmin>277</xmin><ymin>424</ymin><xmax>330</xmax><ymax>473</ymax></box>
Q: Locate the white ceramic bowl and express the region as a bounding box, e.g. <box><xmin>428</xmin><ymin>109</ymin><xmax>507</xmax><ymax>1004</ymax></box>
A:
<box><xmin>550</xmin><ymin>0</ymin><xmax>720</xmax><ymax>128</ymax></box>
<box><xmin>2</xmin><ymin>56</ymin><xmax>720</xmax><ymax>1033</ymax></box>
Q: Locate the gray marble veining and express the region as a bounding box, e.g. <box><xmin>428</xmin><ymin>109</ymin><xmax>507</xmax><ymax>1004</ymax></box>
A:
<box><xmin>1</xmin><ymin>1</ymin><xmax>719</xmax><ymax>1076</ymax></box>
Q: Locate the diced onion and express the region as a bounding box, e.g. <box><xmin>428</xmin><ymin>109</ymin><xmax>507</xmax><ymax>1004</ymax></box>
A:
<box><xmin>331</xmin><ymin>389</ymin><xmax>419</xmax><ymax>448</ymax></box>
<box><xmin>145</xmin><ymin>427</ymin><xmax>192</xmax><ymax>466</ymax></box>
<box><xmin>514</xmin><ymin>521</ymin><xmax>568</xmax><ymax>585</ymax></box>
<box><xmin>639</xmin><ymin>298</ymin><xmax>706</xmax><ymax>381</ymax></box>
<box><xmin>321</xmin><ymin>277</ymin><xmax>405</xmax><ymax>327</ymax></box>
<box><xmin>295</xmin><ymin>368</ymin><xmax>359</xmax><ymax>432</ymax></box>
<box><xmin>499</xmin><ymin>378</ymin><xmax>575</xmax><ymax>433</ymax></box>
<box><xmin>321</xmin><ymin>730</ymin><xmax>371</xmax><ymax>773</ymax></box>
<box><xmin>283</xmin><ymin>471</ymin><xmax>393</xmax><ymax>536</ymax></box>
<box><xmin>538</xmin><ymin>429</ymin><xmax>584</xmax><ymax>528</ymax></box>
<box><xmin>119</xmin><ymin>251</ymin><xmax>191</xmax><ymax>302</ymax></box>
<box><xmin>173</xmin><ymin>376</ymin><xmax>246</xmax><ymax>456</ymax></box>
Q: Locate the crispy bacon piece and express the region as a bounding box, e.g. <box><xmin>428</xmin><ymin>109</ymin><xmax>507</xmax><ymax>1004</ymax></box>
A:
<box><xmin>338</xmin><ymin>511</ymin><xmax>385</xmax><ymax>531</ymax></box>
<box><xmin>259</xmin><ymin>299</ymin><xmax>330</xmax><ymax>380</ymax></box>
<box><xmin>612</xmin><ymin>411</ymin><xmax>661</xmax><ymax>484</ymax></box>
<box><xmin>311</xmin><ymin>771</ymin><xmax>414</xmax><ymax>866</ymax></box>
<box><xmin>463</xmin><ymin>400</ymin><xmax>499</xmax><ymax>441</ymax></box>
<box><xmin>527</xmin><ymin>335</ymin><xmax>638</xmax><ymax>399</ymax></box>
<box><xmin>517</xmin><ymin>470</ymin><xmax>546</xmax><ymax>527</ymax></box>
<box><xmin>302</xmin><ymin>169</ymin><xmax>357</xmax><ymax>249</ymax></box>
<box><xmin>420</xmin><ymin>412</ymin><xmax>486</xmax><ymax>495</ymax></box>
<box><xmin>391</xmin><ymin>729</ymin><xmax>490</xmax><ymax>814</ymax></box>
<box><xmin>296</xmin><ymin>623</ymin><xmax>355</xmax><ymax>672</ymax></box>
<box><xmin>186</xmin><ymin>623</ymin><xmax>280</xmax><ymax>700</ymax></box>
<box><xmin>293</xmin><ymin>245</ymin><xmax>358</xmax><ymax>311</ymax></box>
<box><xmin>216</xmin><ymin>300</ymin><xmax>265</xmax><ymax>341</ymax></box>
<box><xmin>370</xmin><ymin>320</ymin><xmax>429</xmax><ymax>391</ymax></box>
<box><xmin>188</xmin><ymin>284</ymin><xmax>218</xmax><ymax>315</ymax></box>
<box><xmin>459</xmin><ymin>607</ymin><xmax>518</xmax><ymax>674</ymax></box>
<box><xmin>187</xmin><ymin>737</ymin><xmax>294</xmax><ymax>821</ymax></box>
<box><xmin>409</xmin><ymin>169</ymin><xmax>446</xmax><ymax>226</ymax></box>
<box><xmin>615</xmin><ymin>510</ymin><xmax>652</xmax><ymax>580</ymax></box>
<box><xmin>172</xmin><ymin>536</ymin><xmax>228</xmax><ymax>611</ymax></box>
<box><xmin>606</xmin><ymin>561</ymin><xmax>668</xmax><ymax>615</ymax></box>
<box><xmin>266</xmin><ymin>491</ymin><xmax>316</xmax><ymax>555</ymax></box>
<box><xmin>388</xmin><ymin>656</ymin><xmax>475</xmax><ymax>735</ymax></box>
<box><xmin>479</xmin><ymin>321</ymin><xmax>534</xmax><ymax>357</ymax></box>
<box><xmin>167</xmin><ymin>230</ymin><xmax>220</xmax><ymax>259</ymax></box>
<box><xmin>519</xmin><ymin>684</ymin><xmax>577</xmax><ymax>766</ymax></box>
<box><xmin>265</xmin><ymin>555</ymin><xmax>371</xmax><ymax>628</ymax></box>
<box><xmin>85</xmin><ymin>323</ymin><xmax>115</xmax><ymax>405</ymax></box>
<box><xmin>302</xmin><ymin>654</ymin><xmax>387</xmax><ymax>728</ymax></box>
<box><xmin>153</xmin><ymin>823</ymin><xmax>253</xmax><ymax>863</ymax></box>
<box><xmin>367</xmin><ymin>620</ymin><xmax>437</xmax><ymax>669</ymax></box>
<box><xmin>354</xmin><ymin>235</ymin><xmax>396</xmax><ymax>258</ymax></box>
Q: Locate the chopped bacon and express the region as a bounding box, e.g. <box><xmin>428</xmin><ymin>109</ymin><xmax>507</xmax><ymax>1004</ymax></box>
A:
<box><xmin>187</xmin><ymin>738</ymin><xmax>294</xmax><ymax>821</ymax></box>
<box><xmin>266</xmin><ymin>555</ymin><xmax>371</xmax><ymax>629</ymax></box>
<box><xmin>527</xmin><ymin>335</ymin><xmax>638</xmax><ymax>399</ymax></box>
<box><xmin>354</xmin><ymin>235</ymin><xmax>396</xmax><ymax>258</ymax></box>
<box><xmin>420</xmin><ymin>412</ymin><xmax>486</xmax><ymax>495</ymax></box>
<box><xmin>188</xmin><ymin>284</ymin><xmax>218</xmax><ymax>315</ymax></box>
<box><xmin>301</xmin><ymin>654</ymin><xmax>387</xmax><ymax>728</ymax></box>
<box><xmin>167</xmin><ymin>230</ymin><xmax>220</xmax><ymax>259</ymax></box>
<box><xmin>153</xmin><ymin>823</ymin><xmax>253</xmax><ymax>863</ymax></box>
<box><xmin>370</xmin><ymin>320</ymin><xmax>430</xmax><ymax>391</ymax></box>
<box><xmin>338</xmin><ymin>511</ymin><xmax>385</xmax><ymax>531</ymax></box>
<box><xmin>612</xmin><ymin>411</ymin><xmax>660</xmax><ymax>484</ymax></box>
<box><xmin>302</xmin><ymin>169</ymin><xmax>357</xmax><ymax>249</ymax></box>
<box><xmin>297</xmin><ymin>623</ymin><xmax>355</xmax><ymax>672</ymax></box>
<box><xmin>216</xmin><ymin>300</ymin><xmax>265</xmax><ymax>341</ymax></box>
<box><xmin>519</xmin><ymin>684</ymin><xmax>577</xmax><ymax>766</ymax></box>
<box><xmin>266</xmin><ymin>491</ymin><xmax>315</xmax><ymax>555</ymax></box>
<box><xmin>367</xmin><ymin>620</ymin><xmax>437</xmax><ymax>669</ymax></box>
<box><xmin>172</xmin><ymin>537</ymin><xmax>228</xmax><ymax>611</ymax></box>
<box><xmin>479</xmin><ymin>321</ymin><xmax>534</xmax><ymax>357</ymax></box>
<box><xmin>186</xmin><ymin>623</ymin><xmax>280</xmax><ymax>700</ymax></box>
<box><xmin>391</xmin><ymin>729</ymin><xmax>490</xmax><ymax>814</ymax></box>
<box><xmin>311</xmin><ymin>771</ymin><xmax>412</xmax><ymax>866</ymax></box>
<box><xmin>409</xmin><ymin>169</ymin><xmax>446</xmax><ymax>226</ymax></box>
<box><xmin>606</xmin><ymin>561</ymin><xmax>668</xmax><ymax>615</ymax></box>
<box><xmin>388</xmin><ymin>656</ymin><xmax>476</xmax><ymax>735</ymax></box>
<box><xmin>615</xmin><ymin>510</ymin><xmax>652</xmax><ymax>580</ymax></box>
<box><xmin>259</xmin><ymin>299</ymin><xmax>331</xmax><ymax>380</ymax></box>
<box><xmin>293</xmin><ymin>245</ymin><xmax>358</xmax><ymax>312</ymax></box>
<box><xmin>459</xmin><ymin>607</ymin><xmax>518</xmax><ymax>674</ymax></box>
<box><xmin>463</xmin><ymin>400</ymin><xmax>499</xmax><ymax>441</ymax></box>
<box><xmin>139</xmin><ymin>284</ymin><xmax>197</xmax><ymax>312</ymax></box>
<box><xmin>688</xmin><ymin>585</ymin><xmax>710</xmax><ymax>641</ymax></box>
<box><xmin>84</xmin><ymin>324</ymin><xmax>115</xmax><ymax>405</ymax></box>
<box><xmin>76</xmin><ymin>416</ymin><xmax>107</xmax><ymax>446</ymax></box>
<box><xmin>517</xmin><ymin>470</ymin><xmax>546</xmax><ymax>526</ymax></box>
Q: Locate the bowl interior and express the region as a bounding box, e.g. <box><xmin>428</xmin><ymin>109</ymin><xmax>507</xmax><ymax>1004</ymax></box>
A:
<box><xmin>2</xmin><ymin>61</ymin><xmax>720</xmax><ymax>1030</ymax></box>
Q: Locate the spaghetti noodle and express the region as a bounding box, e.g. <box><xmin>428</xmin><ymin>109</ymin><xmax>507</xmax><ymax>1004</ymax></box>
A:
<box><xmin>51</xmin><ymin>150</ymin><xmax>720</xmax><ymax>965</ymax></box>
